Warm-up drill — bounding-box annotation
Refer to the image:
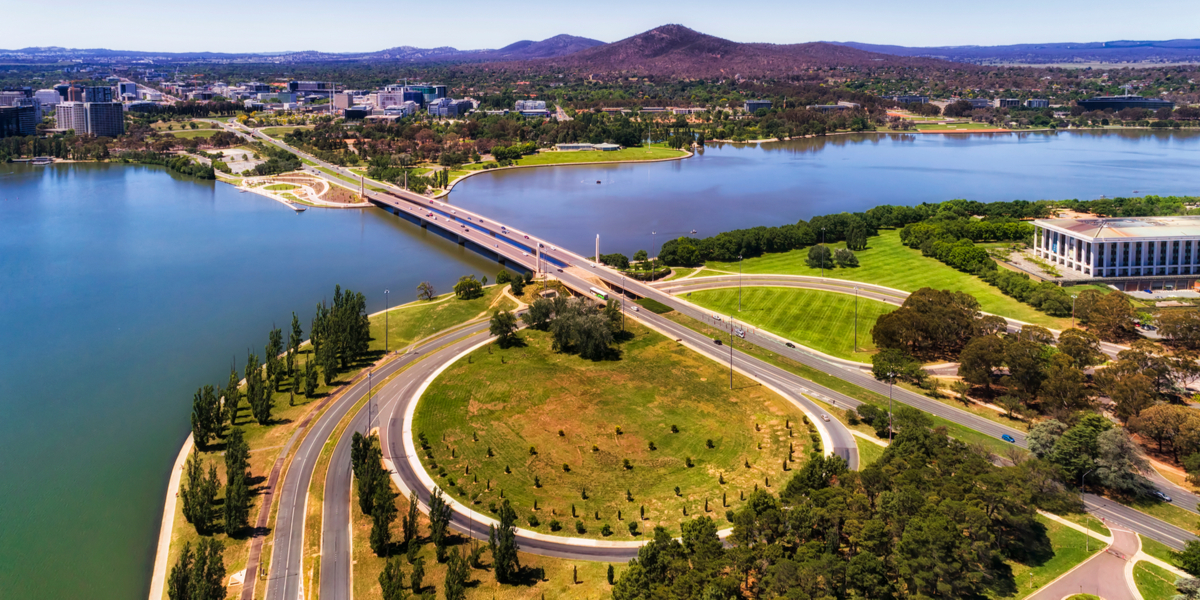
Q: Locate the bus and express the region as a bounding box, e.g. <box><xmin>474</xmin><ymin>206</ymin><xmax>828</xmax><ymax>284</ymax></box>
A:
<box><xmin>589</xmin><ymin>287</ymin><xmax>609</xmax><ymax>300</ymax></box>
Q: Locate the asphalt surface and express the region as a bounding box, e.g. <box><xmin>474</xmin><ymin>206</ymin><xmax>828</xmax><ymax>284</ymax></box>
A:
<box><xmin>1027</xmin><ymin>525</ymin><xmax>1139</xmax><ymax>600</ymax></box>
<box><xmin>318</xmin><ymin>321</ymin><xmax>494</xmax><ymax>600</ymax></box>
<box><xmin>1084</xmin><ymin>493</ymin><xmax>1199</xmax><ymax>551</ymax></box>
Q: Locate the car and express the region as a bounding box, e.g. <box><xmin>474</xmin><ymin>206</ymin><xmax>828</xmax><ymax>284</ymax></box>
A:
<box><xmin>713</xmin><ymin>339</ymin><xmax>723</xmax><ymax>345</ymax></box>
<box><xmin>785</xmin><ymin>342</ymin><xmax>795</xmax><ymax>348</ymax></box>
<box><xmin>556</xmin><ymin>268</ymin><xmax>563</xmax><ymax>273</ymax></box>
<box><xmin>1153</xmin><ymin>490</ymin><xmax>1173</xmax><ymax>502</ymax></box>
<box><xmin>522</xmin><ymin>252</ymin><xmax>529</xmax><ymax>256</ymax></box>
<box><xmin>1001</xmin><ymin>434</ymin><xmax>1016</xmax><ymax>443</ymax></box>
<box><xmin>821</xmin><ymin>414</ymin><xmax>830</xmax><ymax>422</ymax></box>
<box><xmin>538</xmin><ymin>243</ymin><xmax>545</xmax><ymax>248</ymax></box>
<box><xmin>632</xmin><ymin>306</ymin><xmax>640</xmax><ymax>312</ymax></box>
<box><xmin>551</xmin><ymin>246</ymin><xmax>558</xmax><ymax>251</ymax></box>
<box><xmin>451</xmin><ymin>210</ymin><xmax>456</xmax><ymax>214</ymax></box>
<box><xmin>524</xmin><ymin>235</ymin><xmax>530</xmax><ymax>239</ymax></box>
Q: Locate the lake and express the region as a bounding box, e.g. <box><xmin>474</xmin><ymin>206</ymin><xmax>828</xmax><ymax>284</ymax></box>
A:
<box><xmin>0</xmin><ymin>162</ymin><xmax>498</xmax><ymax>599</ymax></box>
<box><xmin>448</xmin><ymin>130</ymin><xmax>1200</xmax><ymax>257</ymax></box>
<box><xmin>3</xmin><ymin>129</ymin><xmax>1200</xmax><ymax>599</ymax></box>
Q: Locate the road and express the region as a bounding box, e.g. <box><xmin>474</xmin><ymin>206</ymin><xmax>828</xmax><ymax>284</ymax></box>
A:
<box><xmin>1027</xmin><ymin>525</ymin><xmax>1139</xmax><ymax>600</ymax></box>
<box><xmin>1084</xmin><ymin>494</ymin><xmax>1198</xmax><ymax>551</ymax></box>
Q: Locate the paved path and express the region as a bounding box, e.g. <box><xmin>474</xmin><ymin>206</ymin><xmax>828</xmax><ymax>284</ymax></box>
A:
<box><xmin>1028</xmin><ymin>527</ymin><xmax>1140</xmax><ymax>600</ymax></box>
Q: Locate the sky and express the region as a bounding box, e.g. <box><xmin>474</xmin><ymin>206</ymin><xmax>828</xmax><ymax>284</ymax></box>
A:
<box><xmin>7</xmin><ymin>0</ymin><xmax>1200</xmax><ymax>53</ymax></box>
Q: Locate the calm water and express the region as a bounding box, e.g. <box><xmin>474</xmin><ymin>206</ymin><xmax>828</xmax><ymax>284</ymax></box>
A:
<box><xmin>0</xmin><ymin>163</ymin><xmax>497</xmax><ymax>599</ymax></box>
<box><xmin>5</xmin><ymin>130</ymin><xmax>1200</xmax><ymax>599</ymax></box>
<box><xmin>448</xmin><ymin>130</ymin><xmax>1200</xmax><ymax>256</ymax></box>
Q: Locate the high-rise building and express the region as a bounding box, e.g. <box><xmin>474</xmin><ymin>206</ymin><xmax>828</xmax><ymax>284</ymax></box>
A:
<box><xmin>0</xmin><ymin>90</ymin><xmax>27</xmax><ymax>106</ymax></box>
<box><xmin>35</xmin><ymin>89</ymin><xmax>61</xmax><ymax>107</ymax></box>
<box><xmin>67</xmin><ymin>87</ymin><xmax>83</xmax><ymax>102</ymax></box>
<box><xmin>56</xmin><ymin>102</ymin><xmax>88</xmax><ymax>132</ymax></box>
<box><xmin>82</xmin><ymin>86</ymin><xmax>114</xmax><ymax>103</ymax></box>
<box><xmin>55</xmin><ymin>84</ymin><xmax>71</xmax><ymax>100</ymax></box>
<box><xmin>55</xmin><ymin>101</ymin><xmax>124</xmax><ymax>137</ymax></box>
<box><xmin>118</xmin><ymin>82</ymin><xmax>138</xmax><ymax>97</ymax></box>
<box><xmin>0</xmin><ymin>105</ymin><xmax>37</xmax><ymax>138</ymax></box>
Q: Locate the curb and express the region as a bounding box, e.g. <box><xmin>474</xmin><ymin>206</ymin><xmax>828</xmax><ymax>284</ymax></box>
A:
<box><xmin>148</xmin><ymin>433</ymin><xmax>194</xmax><ymax>600</ymax></box>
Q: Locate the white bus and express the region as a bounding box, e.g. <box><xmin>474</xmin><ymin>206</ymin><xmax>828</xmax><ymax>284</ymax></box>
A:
<box><xmin>589</xmin><ymin>287</ymin><xmax>609</xmax><ymax>300</ymax></box>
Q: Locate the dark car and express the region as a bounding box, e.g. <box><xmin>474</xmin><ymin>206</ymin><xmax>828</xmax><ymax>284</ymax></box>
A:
<box><xmin>785</xmin><ymin>342</ymin><xmax>795</xmax><ymax>348</ymax></box>
<box><xmin>1153</xmin><ymin>490</ymin><xmax>1173</xmax><ymax>502</ymax></box>
<box><xmin>1001</xmin><ymin>434</ymin><xmax>1016</xmax><ymax>443</ymax></box>
<box><xmin>714</xmin><ymin>339</ymin><xmax>723</xmax><ymax>345</ymax></box>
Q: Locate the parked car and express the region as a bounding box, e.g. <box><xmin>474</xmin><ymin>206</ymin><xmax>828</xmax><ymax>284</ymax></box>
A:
<box><xmin>1001</xmin><ymin>434</ymin><xmax>1016</xmax><ymax>443</ymax></box>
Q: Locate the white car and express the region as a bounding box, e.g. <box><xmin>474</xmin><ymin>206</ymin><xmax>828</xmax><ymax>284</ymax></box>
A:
<box><xmin>522</xmin><ymin>252</ymin><xmax>529</xmax><ymax>257</ymax></box>
<box><xmin>821</xmin><ymin>414</ymin><xmax>830</xmax><ymax>422</ymax></box>
<box><xmin>551</xmin><ymin>246</ymin><xmax>558</xmax><ymax>251</ymax></box>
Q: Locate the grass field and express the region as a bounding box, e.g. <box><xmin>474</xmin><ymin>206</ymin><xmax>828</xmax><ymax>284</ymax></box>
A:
<box><xmin>1054</xmin><ymin>512</ymin><xmax>1111</xmax><ymax>537</ymax></box>
<box><xmin>515</xmin><ymin>146</ymin><xmax>686</xmax><ymax>166</ymax></box>
<box><xmin>413</xmin><ymin>322</ymin><xmax>811</xmax><ymax>539</ymax></box>
<box><xmin>707</xmin><ymin>229</ymin><xmax>1071</xmax><ymax>329</ymax></box>
<box><xmin>368</xmin><ymin>286</ymin><xmax>510</xmax><ymax>354</ymax></box>
<box><xmin>1127</xmin><ymin>498</ymin><xmax>1200</xmax><ymax>534</ymax></box>
<box><xmin>261</xmin><ymin>126</ymin><xmax>311</xmax><ymax>137</ymax></box>
<box><xmin>686</xmin><ymin>287</ymin><xmax>894</xmax><ymax>362</ymax></box>
<box><xmin>263</xmin><ymin>183</ymin><xmax>298</xmax><ymax>191</ymax></box>
<box><xmin>914</xmin><ymin>122</ymin><xmax>1008</xmax><ymax>131</ymax></box>
<box><xmin>662</xmin><ymin>268</ymin><xmax>696</xmax><ymax>281</ymax></box>
<box><xmin>989</xmin><ymin>515</ymin><xmax>1100</xmax><ymax>599</ymax></box>
<box><xmin>1135</xmin><ymin>561</ymin><xmax>1180</xmax><ymax>600</ymax></box>
<box><xmin>856</xmin><ymin>438</ymin><xmax>885</xmax><ymax>466</ymax></box>
<box><xmin>165</xmin><ymin>129</ymin><xmax>221</xmax><ymax>139</ymax></box>
<box><xmin>1140</xmin><ymin>535</ymin><xmax>1181</xmax><ymax>567</ymax></box>
<box><xmin>350</xmin><ymin>477</ymin><xmax>618</xmax><ymax>600</ymax></box>
<box><xmin>662</xmin><ymin>312</ymin><xmax>1021</xmax><ymax>457</ymax></box>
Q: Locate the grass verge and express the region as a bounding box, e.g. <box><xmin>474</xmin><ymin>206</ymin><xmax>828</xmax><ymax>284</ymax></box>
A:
<box><xmin>988</xmin><ymin>515</ymin><xmax>1100</xmax><ymax>599</ymax></box>
<box><xmin>1141</xmin><ymin>535</ymin><xmax>1181</xmax><ymax>567</ymax></box>
<box><xmin>516</xmin><ymin>146</ymin><xmax>686</xmax><ymax>166</ymax></box>
<box><xmin>1135</xmin><ymin>561</ymin><xmax>1180</xmax><ymax>600</ymax></box>
<box><xmin>635</xmin><ymin>298</ymin><xmax>674</xmax><ymax>314</ymax></box>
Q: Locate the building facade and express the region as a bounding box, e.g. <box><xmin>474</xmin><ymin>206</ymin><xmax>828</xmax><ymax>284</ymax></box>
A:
<box><xmin>1025</xmin><ymin>99</ymin><xmax>1049</xmax><ymax>108</ymax></box>
<box><xmin>82</xmin><ymin>86</ymin><xmax>113</xmax><ymax>103</ymax></box>
<box><xmin>744</xmin><ymin>100</ymin><xmax>771</xmax><ymax>113</ymax></box>
<box><xmin>1077</xmin><ymin>95</ymin><xmax>1174</xmax><ymax>112</ymax></box>
<box><xmin>891</xmin><ymin>95</ymin><xmax>928</xmax><ymax>104</ymax></box>
<box><xmin>34</xmin><ymin>89</ymin><xmax>60</xmax><ymax>107</ymax></box>
<box><xmin>55</xmin><ymin>101</ymin><xmax>124</xmax><ymax>137</ymax></box>
<box><xmin>0</xmin><ymin>105</ymin><xmax>37</xmax><ymax>137</ymax></box>
<box><xmin>998</xmin><ymin>98</ymin><xmax>1021</xmax><ymax>108</ymax></box>
<box><xmin>1033</xmin><ymin>216</ymin><xmax>1200</xmax><ymax>288</ymax></box>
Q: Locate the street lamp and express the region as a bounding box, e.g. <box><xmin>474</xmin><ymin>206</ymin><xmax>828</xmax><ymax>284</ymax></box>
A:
<box><xmin>854</xmin><ymin>287</ymin><xmax>859</xmax><ymax>353</ymax></box>
<box><xmin>621</xmin><ymin>274</ymin><xmax>626</xmax><ymax>333</ymax></box>
<box><xmin>384</xmin><ymin>289</ymin><xmax>390</xmax><ymax>353</ymax></box>
<box><xmin>366</xmin><ymin>369</ymin><xmax>372</xmax><ymax>436</ymax></box>
<box><xmin>1071</xmin><ymin>294</ymin><xmax>1079</xmax><ymax>329</ymax></box>
<box><xmin>738</xmin><ymin>255</ymin><xmax>743</xmax><ymax>312</ymax></box>
<box><xmin>1081</xmin><ymin>468</ymin><xmax>1096</xmax><ymax>552</ymax></box>
<box><xmin>729</xmin><ymin>314</ymin><xmax>735</xmax><ymax>390</ymax></box>
<box><xmin>821</xmin><ymin>227</ymin><xmax>826</xmax><ymax>279</ymax></box>
<box><xmin>888</xmin><ymin>371</ymin><xmax>896</xmax><ymax>443</ymax></box>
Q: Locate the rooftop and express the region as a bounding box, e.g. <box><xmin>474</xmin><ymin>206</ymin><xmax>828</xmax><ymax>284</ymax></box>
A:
<box><xmin>1035</xmin><ymin>216</ymin><xmax>1200</xmax><ymax>239</ymax></box>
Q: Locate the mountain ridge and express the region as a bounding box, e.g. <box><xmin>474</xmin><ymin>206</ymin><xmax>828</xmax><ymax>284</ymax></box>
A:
<box><xmin>830</xmin><ymin>39</ymin><xmax>1200</xmax><ymax>64</ymax></box>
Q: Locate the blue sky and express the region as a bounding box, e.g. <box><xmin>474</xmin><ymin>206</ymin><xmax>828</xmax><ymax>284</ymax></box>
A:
<box><xmin>8</xmin><ymin>0</ymin><xmax>1200</xmax><ymax>53</ymax></box>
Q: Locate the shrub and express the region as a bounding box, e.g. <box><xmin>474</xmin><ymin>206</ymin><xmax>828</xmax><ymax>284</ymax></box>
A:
<box><xmin>674</xmin><ymin>486</ymin><xmax>681</xmax><ymax>496</ymax></box>
<box><xmin>562</xmin><ymin>463</ymin><xmax>570</xmax><ymax>472</ymax></box>
<box><xmin>706</xmin><ymin>439</ymin><xmax>715</xmax><ymax>449</ymax></box>
<box><xmin>623</xmin><ymin>458</ymin><xmax>632</xmax><ymax>470</ymax></box>
<box><xmin>628</xmin><ymin>521</ymin><xmax>639</xmax><ymax>535</ymax></box>
<box><xmin>549</xmin><ymin>519</ymin><xmax>562</xmax><ymax>531</ymax></box>
<box><xmin>527</xmin><ymin>514</ymin><xmax>540</xmax><ymax>527</ymax></box>
<box><xmin>685</xmin><ymin>457</ymin><xmax>694</xmax><ymax>468</ymax></box>
<box><xmin>600</xmin><ymin>524</ymin><xmax>613</xmax><ymax>536</ymax></box>
<box><xmin>670</xmin><ymin>424</ymin><xmax>679</xmax><ymax>433</ymax></box>
<box><xmin>648</xmin><ymin>441</ymin><xmax>656</xmax><ymax>451</ymax></box>
<box><xmin>575</xmin><ymin>520</ymin><xmax>586</xmax><ymax>534</ymax></box>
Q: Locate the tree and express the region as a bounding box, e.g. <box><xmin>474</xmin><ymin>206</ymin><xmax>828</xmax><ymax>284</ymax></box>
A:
<box><xmin>379</xmin><ymin>557</ymin><xmax>408</xmax><ymax>600</ymax></box>
<box><xmin>491</xmin><ymin>500</ymin><xmax>521</xmax><ymax>583</ymax></box>
<box><xmin>871</xmin><ymin>288</ymin><xmax>980</xmax><ymax>358</ymax></box>
<box><xmin>1057</xmin><ymin>328</ymin><xmax>1104</xmax><ymax>368</ymax></box>
<box><xmin>429</xmin><ymin>487</ymin><xmax>453</xmax><ymax>562</ymax></box>
<box><xmin>244</xmin><ymin>352</ymin><xmax>272</xmax><ymax>425</ymax></box>
<box><xmin>304</xmin><ymin>358</ymin><xmax>318</xmax><ymax>396</ymax></box>
<box><xmin>870</xmin><ymin>348</ymin><xmax>925</xmax><ymax>385</ymax></box>
<box><xmin>266</xmin><ymin>326</ymin><xmax>284</xmax><ymax>392</ymax></box>
<box><xmin>181</xmin><ymin>453</ymin><xmax>219</xmax><ymax>533</ymax></box>
<box><xmin>1028</xmin><ymin>419</ymin><xmax>1068</xmax><ymax>459</ymax></box>
<box><xmin>410</xmin><ymin>556</ymin><xmax>425</xmax><ymax>592</ymax></box>
<box><xmin>371</xmin><ymin>475</ymin><xmax>398</xmax><ymax>556</ymax></box>
<box><xmin>806</xmin><ymin>244</ymin><xmax>833</xmax><ymax>270</ymax></box>
<box><xmin>634</xmin><ymin>249</ymin><xmax>649</xmax><ymax>262</ymax></box>
<box><xmin>403</xmin><ymin>491</ymin><xmax>419</xmax><ymax>548</ymax></box>
<box><xmin>958</xmin><ymin>335</ymin><xmax>1005</xmax><ymax>389</ymax></box>
<box><xmin>191</xmin><ymin>384</ymin><xmax>220</xmax><ymax>448</ymax></box>
<box><xmin>1095</xmin><ymin>428</ymin><xmax>1152</xmax><ymax>495</ymax></box>
<box><xmin>289</xmin><ymin>312</ymin><xmax>303</xmax><ymax>375</ymax></box>
<box><xmin>224</xmin><ymin>427</ymin><xmax>251</xmax><ymax>534</ymax></box>
<box><xmin>524</xmin><ymin>298</ymin><xmax>554</xmax><ymax>330</ymax></box>
<box><xmin>1002</xmin><ymin>336</ymin><xmax>1049</xmax><ymax>399</ymax></box>
<box><xmin>1181</xmin><ymin>542</ymin><xmax>1200</xmax><ymax>577</ymax></box>
<box><xmin>1158</xmin><ymin>310</ymin><xmax>1200</xmax><ymax>349</ymax></box>
<box><xmin>496</xmin><ymin>270</ymin><xmax>512</xmax><ymax>284</ymax></box>
<box><xmin>1088</xmin><ymin>292</ymin><xmax>1137</xmax><ymax>341</ymax></box>
<box><xmin>509</xmin><ymin>274</ymin><xmax>525</xmax><ymax>296</ymax></box>
<box><xmin>1130</xmin><ymin>404</ymin><xmax>1200</xmax><ymax>461</ymax></box>
<box><xmin>444</xmin><ymin>548</ymin><xmax>470</xmax><ymax>600</ymax></box>
<box><xmin>1038</xmin><ymin>354</ymin><xmax>1090</xmax><ymax>413</ymax></box>
<box><xmin>417</xmin><ymin>281</ymin><xmax>437</xmax><ymax>301</ymax></box>
<box><xmin>489</xmin><ymin>309</ymin><xmax>520</xmax><ymax>348</ymax></box>
<box><xmin>167</xmin><ymin>542</ymin><xmax>193</xmax><ymax>600</ymax></box>
<box><xmin>223</xmin><ymin>366</ymin><xmax>240</xmax><ymax>427</ymax></box>
<box><xmin>1176</xmin><ymin>576</ymin><xmax>1200</xmax><ymax>599</ymax></box>
<box><xmin>950</xmin><ymin>380</ymin><xmax>972</xmax><ymax>406</ymax></box>
<box><xmin>190</xmin><ymin>537</ymin><xmax>226</xmax><ymax>600</ymax></box>
<box><xmin>833</xmin><ymin>247</ymin><xmax>859</xmax><ymax>267</ymax></box>
<box><xmin>1108</xmin><ymin>373</ymin><xmax>1157</xmax><ymax>422</ymax></box>
<box><xmin>454</xmin><ymin>275</ymin><xmax>483</xmax><ymax>300</ymax></box>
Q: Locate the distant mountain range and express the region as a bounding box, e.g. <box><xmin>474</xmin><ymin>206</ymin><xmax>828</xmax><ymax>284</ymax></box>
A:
<box><xmin>0</xmin><ymin>34</ymin><xmax>605</xmax><ymax>64</ymax></box>
<box><xmin>499</xmin><ymin>25</ymin><xmax>956</xmax><ymax>78</ymax></box>
<box><xmin>831</xmin><ymin>39</ymin><xmax>1200</xmax><ymax>65</ymax></box>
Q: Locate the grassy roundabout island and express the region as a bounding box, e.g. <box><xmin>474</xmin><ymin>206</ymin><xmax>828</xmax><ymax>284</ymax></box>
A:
<box><xmin>413</xmin><ymin>321</ymin><xmax>815</xmax><ymax>539</ymax></box>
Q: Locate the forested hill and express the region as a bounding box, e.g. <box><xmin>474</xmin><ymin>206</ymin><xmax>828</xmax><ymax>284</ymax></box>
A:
<box><xmin>832</xmin><ymin>38</ymin><xmax>1200</xmax><ymax>65</ymax></box>
<box><xmin>494</xmin><ymin>24</ymin><xmax>969</xmax><ymax>79</ymax></box>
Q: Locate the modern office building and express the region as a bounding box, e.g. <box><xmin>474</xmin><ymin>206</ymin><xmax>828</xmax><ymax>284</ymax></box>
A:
<box><xmin>82</xmin><ymin>86</ymin><xmax>114</xmax><ymax>103</ymax></box>
<box><xmin>55</xmin><ymin>101</ymin><xmax>124</xmax><ymax>137</ymax></box>
<box><xmin>427</xmin><ymin>97</ymin><xmax>472</xmax><ymax>118</ymax></box>
<box><xmin>0</xmin><ymin>105</ymin><xmax>38</xmax><ymax>137</ymax></box>
<box><xmin>118</xmin><ymin>82</ymin><xmax>138</xmax><ymax>97</ymax></box>
<box><xmin>1033</xmin><ymin>216</ymin><xmax>1200</xmax><ymax>287</ymax></box>
<box><xmin>67</xmin><ymin>87</ymin><xmax>83</xmax><ymax>102</ymax></box>
<box><xmin>1025</xmin><ymin>98</ymin><xmax>1050</xmax><ymax>108</ymax></box>
<box><xmin>744</xmin><ymin>99</ymin><xmax>771</xmax><ymax>113</ymax></box>
<box><xmin>35</xmin><ymin>89</ymin><xmax>61</xmax><ymax>107</ymax></box>
<box><xmin>515</xmin><ymin>99</ymin><xmax>549</xmax><ymax>116</ymax></box>
<box><xmin>288</xmin><ymin>81</ymin><xmax>332</xmax><ymax>93</ymax></box>
<box><xmin>344</xmin><ymin>105</ymin><xmax>372</xmax><ymax>120</ymax></box>
<box><xmin>950</xmin><ymin>97</ymin><xmax>994</xmax><ymax>109</ymax></box>
<box><xmin>891</xmin><ymin>95</ymin><xmax>928</xmax><ymax>104</ymax></box>
<box><xmin>998</xmin><ymin>98</ymin><xmax>1022</xmax><ymax>108</ymax></box>
<box><xmin>0</xmin><ymin>90</ymin><xmax>28</xmax><ymax>106</ymax></box>
<box><xmin>1077</xmin><ymin>95</ymin><xmax>1174</xmax><ymax>112</ymax></box>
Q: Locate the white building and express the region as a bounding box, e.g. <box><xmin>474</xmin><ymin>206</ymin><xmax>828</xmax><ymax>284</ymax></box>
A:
<box><xmin>55</xmin><ymin>101</ymin><xmax>125</xmax><ymax>137</ymax></box>
<box><xmin>1033</xmin><ymin>216</ymin><xmax>1200</xmax><ymax>280</ymax></box>
<box><xmin>35</xmin><ymin>89</ymin><xmax>61</xmax><ymax>107</ymax></box>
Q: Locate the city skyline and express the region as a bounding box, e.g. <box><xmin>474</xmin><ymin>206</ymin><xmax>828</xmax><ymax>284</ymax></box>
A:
<box><xmin>8</xmin><ymin>0</ymin><xmax>1200</xmax><ymax>54</ymax></box>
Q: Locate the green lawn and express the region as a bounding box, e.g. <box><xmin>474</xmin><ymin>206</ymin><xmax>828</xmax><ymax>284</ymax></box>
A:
<box><xmin>662</xmin><ymin>268</ymin><xmax>696</xmax><ymax>281</ymax></box>
<box><xmin>707</xmin><ymin>229</ymin><xmax>1071</xmax><ymax>329</ymax></box>
<box><xmin>1054</xmin><ymin>512</ymin><xmax>1111</xmax><ymax>537</ymax></box>
<box><xmin>856</xmin><ymin>439</ymin><xmax>885</xmax><ymax>466</ymax></box>
<box><xmin>368</xmin><ymin>286</ymin><xmax>509</xmax><ymax>353</ymax></box>
<box><xmin>686</xmin><ymin>287</ymin><xmax>894</xmax><ymax>362</ymax></box>
<box><xmin>915</xmin><ymin>122</ymin><xmax>1007</xmax><ymax>131</ymax></box>
<box><xmin>413</xmin><ymin>322</ymin><xmax>810</xmax><ymax>539</ymax></box>
<box><xmin>260</xmin><ymin>126</ymin><xmax>311</xmax><ymax>137</ymax></box>
<box><xmin>1141</xmin><ymin>535</ymin><xmax>1181</xmax><ymax>567</ymax></box>
<box><xmin>316</xmin><ymin>166</ymin><xmax>365</xmax><ymax>187</ymax></box>
<box><xmin>990</xmin><ymin>515</ymin><xmax>1101</xmax><ymax>599</ymax></box>
<box><xmin>166</xmin><ymin>129</ymin><xmax>220</xmax><ymax>139</ymax></box>
<box><xmin>1135</xmin><ymin>561</ymin><xmax>1180</xmax><ymax>600</ymax></box>
<box><xmin>662</xmin><ymin>312</ymin><xmax>1021</xmax><ymax>457</ymax></box>
<box><xmin>516</xmin><ymin>146</ymin><xmax>686</xmax><ymax>166</ymax></box>
<box><xmin>263</xmin><ymin>183</ymin><xmax>298</xmax><ymax>191</ymax></box>
<box><xmin>1127</xmin><ymin>498</ymin><xmax>1200</xmax><ymax>534</ymax></box>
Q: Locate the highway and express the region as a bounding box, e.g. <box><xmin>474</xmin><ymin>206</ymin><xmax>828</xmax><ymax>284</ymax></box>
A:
<box><xmin>1084</xmin><ymin>493</ymin><xmax>1198</xmax><ymax>551</ymax></box>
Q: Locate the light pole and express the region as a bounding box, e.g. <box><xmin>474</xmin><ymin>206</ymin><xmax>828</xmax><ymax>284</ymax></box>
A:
<box><xmin>621</xmin><ymin>274</ymin><xmax>626</xmax><ymax>333</ymax></box>
<box><xmin>384</xmin><ymin>289</ymin><xmax>390</xmax><ymax>353</ymax></box>
<box><xmin>1071</xmin><ymin>294</ymin><xmax>1079</xmax><ymax>329</ymax></box>
<box><xmin>888</xmin><ymin>371</ymin><xmax>896</xmax><ymax>443</ymax></box>
<box><xmin>738</xmin><ymin>255</ymin><xmax>743</xmax><ymax>312</ymax></box>
<box><xmin>854</xmin><ymin>287</ymin><xmax>859</xmax><ymax>352</ymax></box>
<box><xmin>367</xmin><ymin>369</ymin><xmax>372</xmax><ymax>436</ymax></box>
<box><xmin>1081</xmin><ymin>468</ymin><xmax>1096</xmax><ymax>552</ymax></box>
<box><xmin>821</xmin><ymin>227</ymin><xmax>826</xmax><ymax>279</ymax></box>
<box><xmin>729</xmin><ymin>314</ymin><xmax>735</xmax><ymax>390</ymax></box>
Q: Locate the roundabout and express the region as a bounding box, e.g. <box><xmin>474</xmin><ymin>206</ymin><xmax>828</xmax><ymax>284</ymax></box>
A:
<box><xmin>409</xmin><ymin>323</ymin><xmax>816</xmax><ymax>541</ymax></box>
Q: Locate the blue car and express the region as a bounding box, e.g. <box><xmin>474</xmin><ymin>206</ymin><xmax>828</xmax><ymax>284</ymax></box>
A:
<box><xmin>1001</xmin><ymin>434</ymin><xmax>1016</xmax><ymax>443</ymax></box>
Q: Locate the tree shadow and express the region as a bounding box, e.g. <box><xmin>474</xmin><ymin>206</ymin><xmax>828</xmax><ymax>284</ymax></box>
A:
<box><xmin>507</xmin><ymin>565</ymin><xmax>547</xmax><ymax>587</ymax></box>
